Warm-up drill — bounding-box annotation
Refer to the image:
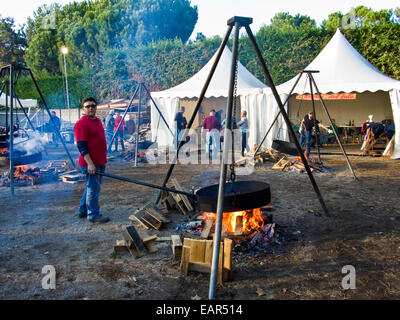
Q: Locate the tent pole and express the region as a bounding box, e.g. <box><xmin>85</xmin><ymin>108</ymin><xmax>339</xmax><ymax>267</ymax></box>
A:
<box><xmin>245</xmin><ymin>25</ymin><xmax>330</xmax><ymax>217</ymax></box>
<box><xmin>134</xmin><ymin>83</ymin><xmax>143</xmax><ymax>166</ymax></box>
<box><xmin>308</xmin><ymin>73</ymin><xmax>358</xmax><ymax>180</ymax></box>
<box><xmin>153</xmin><ymin>25</ymin><xmax>233</xmax><ymax>205</ymax></box>
<box><xmin>253</xmin><ymin>72</ymin><xmax>303</xmax><ymax>156</ymax></box>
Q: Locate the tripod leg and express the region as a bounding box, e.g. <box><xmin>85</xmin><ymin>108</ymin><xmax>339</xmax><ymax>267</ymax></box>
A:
<box><xmin>254</xmin><ymin>72</ymin><xmax>303</xmax><ymax>156</ymax></box>
<box><xmin>309</xmin><ymin>75</ymin><xmax>322</xmax><ymax>163</ymax></box>
<box><xmin>154</xmin><ymin>25</ymin><xmax>233</xmax><ymax>205</ymax></box>
<box><xmin>245</xmin><ymin>25</ymin><xmax>330</xmax><ymax>217</ymax></box>
<box><xmin>310</xmin><ymin>75</ymin><xmax>358</xmax><ymax>180</ymax></box>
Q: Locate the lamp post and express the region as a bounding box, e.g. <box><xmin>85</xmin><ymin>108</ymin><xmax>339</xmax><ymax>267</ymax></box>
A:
<box><xmin>61</xmin><ymin>46</ymin><xmax>70</xmax><ymax>127</ymax></box>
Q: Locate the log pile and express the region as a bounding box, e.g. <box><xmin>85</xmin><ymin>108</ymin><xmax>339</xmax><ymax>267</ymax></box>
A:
<box><xmin>161</xmin><ymin>178</ymin><xmax>194</xmax><ymax>215</ymax></box>
<box><xmin>114</xmin><ymin>225</ymin><xmax>158</xmax><ymax>258</ymax></box>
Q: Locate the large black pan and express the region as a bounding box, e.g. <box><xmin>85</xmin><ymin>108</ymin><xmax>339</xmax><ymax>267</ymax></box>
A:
<box><xmin>96</xmin><ymin>172</ymin><xmax>271</xmax><ymax>213</ymax></box>
<box><xmin>195</xmin><ymin>180</ymin><xmax>271</xmax><ymax>213</ymax></box>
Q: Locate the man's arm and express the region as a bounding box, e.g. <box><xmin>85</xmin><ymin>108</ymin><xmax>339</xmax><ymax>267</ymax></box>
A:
<box><xmin>84</xmin><ymin>154</ymin><xmax>96</xmax><ymax>174</ymax></box>
<box><xmin>77</xmin><ymin>141</ymin><xmax>96</xmax><ymax>174</ymax></box>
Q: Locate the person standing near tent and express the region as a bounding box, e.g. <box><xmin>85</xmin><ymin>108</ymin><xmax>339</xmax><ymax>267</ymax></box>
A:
<box><xmin>74</xmin><ymin>97</ymin><xmax>109</xmax><ymax>224</ymax></box>
<box><xmin>236</xmin><ymin>110</ymin><xmax>249</xmax><ymax>156</ymax></box>
<box><xmin>113</xmin><ymin>112</ymin><xmax>125</xmax><ymax>152</ymax></box>
<box><xmin>48</xmin><ymin>111</ymin><xmax>61</xmax><ymax>147</ymax></box>
<box><xmin>174</xmin><ymin>106</ymin><xmax>187</xmax><ymax>149</ymax></box>
<box><xmin>299</xmin><ymin>111</ymin><xmax>331</xmax><ymax>159</ymax></box>
<box><xmin>104</xmin><ymin>110</ymin><xmax>115</xmax><ymax>150</ymax></box>
<box><xmin>202</xmin><ymin>109</ymin><xmax>221</xmax><ymax>159</ymax></box>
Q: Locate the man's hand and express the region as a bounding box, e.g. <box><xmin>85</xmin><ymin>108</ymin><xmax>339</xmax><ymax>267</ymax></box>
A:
<box><xmin>328</xmin><ymin>129</ymin><xmax>333</xmax><ymax>134</ymax></box>
<box><xmin>87</xmin><ymin>163</ymin><xmax>96</xmax><ymax>175</ymax></box>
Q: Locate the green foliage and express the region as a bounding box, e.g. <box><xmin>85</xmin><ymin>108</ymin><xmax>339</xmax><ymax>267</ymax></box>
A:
<box><xmin>14</xmin><ymin>5</ymin><xmax>400</xmax><ymax>105</ymax></box>
<box><xmin>0</xmin><ymin>16</ymin><xmax>27</xmax><ymax>67</ymax></box>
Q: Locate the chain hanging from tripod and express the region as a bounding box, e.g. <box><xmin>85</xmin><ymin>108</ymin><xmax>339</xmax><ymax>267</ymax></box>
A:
<box><xmin>229</xmin><ymin>57</ymin><xmax>239</xmax><ymax>183</ymax></box>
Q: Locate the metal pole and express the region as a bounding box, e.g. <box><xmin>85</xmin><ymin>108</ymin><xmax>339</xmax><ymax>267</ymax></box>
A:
<box><xmin>308</xmin><ymin>74</ymin><xmax>322</xmax><ymax>163</ymax></box>
<box><xmin>134</xmin><ymin>84</ymin><xmax>143</xmax><ymax>166</ymax></box>
<box><xmin>107</xmin><ymin>85</ymin><xmax>140</xmax><ymax>152</ymax></box>
<box><xmin>12</xmin><ymin>88</ymin><xmax>36</xmax><ymax>131</ymax></box>
<box><xmin>9</xmin><ymin>65</ymin><xmax>14</xmax><ymax>196</ymax></box>
<box><xmin>142</xmin><ymin>84</ymin><xmax>174</xmax><ymax>137</ymax></box>
<box><xmin>209</xmin><ymin>19</ymin><xmax>242</xmax><ymax>300</ymax></box>
<box><xmin>245</xmin><ymin>25</ymin><xmax>330</xmax><ymax>217</ymax></box>
<box><xmin>309</xmin><ymin>74</ymin><xmax>358</xmax><ymax>180</ymax></box>
<box><xmin>96</xmin><ymin>171</ymin><xmax>195</xmax><ymax>198</ymax></box>
<box><xmin>154</xmin><ymin>25</ymin><xmax>233</xmax><ymax>205</ymax></box>
<box><xmin>26</xmin><ymin>68</ymin><xmax>76</xmax><ymax>168</ymax></box>
<box><xmin>253</xmin><ymin>72</ymin><xmax>303</xmax><ymax>156</ymax></box>
<box><xmin>63</xmin><ymin>52</ymin><xmax>70</xmax><ymax>127</ymax></box>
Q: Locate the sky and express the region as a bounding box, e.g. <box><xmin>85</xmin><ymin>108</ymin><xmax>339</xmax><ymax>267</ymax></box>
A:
<box><xmin>1</xmin><ymin>0</ymin><xmax>399</xmax><ymax>39</ymax></box>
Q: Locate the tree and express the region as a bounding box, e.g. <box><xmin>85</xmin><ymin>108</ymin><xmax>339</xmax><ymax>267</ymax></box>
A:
<box><xmin>0</xmin><ymin>16</ymin><xmax>27</xmax><ymax>67</ymax></box>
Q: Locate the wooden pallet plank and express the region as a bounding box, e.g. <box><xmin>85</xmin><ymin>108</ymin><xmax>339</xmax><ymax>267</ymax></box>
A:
<box><xmin>125</xmin><ymin>226</ymin><xmax>147</xmax><ymax>257</ymax></box>
<box><xmin>223</xmin><ymin>238</ymin><xmax>233</xmax><ymax>282</ymax></box>
<box><xmin>171</xmin><ymin>235</ymin><xmax>182</xmax><ymax>259</ymax></box>
<box><xmin>217</xmin><ymin>242</ymin><xmax>224</xmax><ymax>285</ymax></box>
<box><xmin>204</xmin><ymin>240</ymin><xmax>213</xmax><ymax>265</ymax></box>
<box><xmin>180</xmin><ymin>245</ymin><xmax>191</xmax><ymax>276</ymax></box>
<box><xmin>169</xmin><ymin>178</ymin><xmax>194</xmax><ymax>212</ymax></box>
<box><xmin>140</xmin><ymin>213</ymin><xmax>162</xmax><ymax>230</ymax></box>
<box><xmin>129</xmin><ymin>213</ymin><xmax>151</xmax><ymax>229</ymax></box>
<box><xmin>188</xmin><ymin>262</ymin><xmax>211</xmax><ymax>273</ymax></box>
<box><xmin>145</xmin><ymin>207</ymin><xmax>170</xmax><ymax>224</ymax></box>
<box><xmin>201</xmin><ymin>220</ymin><xmax>214</xmax><ymax>239</ymax></box>
<box><xmin>190</xmin><ymin>239</ymin><xmax>206</xmax><ymax>263</ymax></box>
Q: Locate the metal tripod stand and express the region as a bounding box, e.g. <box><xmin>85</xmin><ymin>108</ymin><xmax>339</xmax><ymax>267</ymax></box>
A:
<box><xmin>0</xmin><ymin>65</ymin><xmax>76</xmax><ymax>195</ymax></box>
<box><xmin>253</xmin><ymin>70</ymin><xmax>357</xmax><ymax>180</ymax></box>
<box><xmin>147</xmin><ymin>16</ymin><xmax>331</xmax><ymax>299</ymax></box>
<box><xmin>107</xmin><ymin>82</ymin><xmax>174</xmax><ymax>166</ymax></box>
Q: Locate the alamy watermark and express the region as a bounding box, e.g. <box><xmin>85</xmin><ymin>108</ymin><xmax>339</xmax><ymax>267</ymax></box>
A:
<box><xmin>145</xmin><ymin>128</ymin><xmax>254</xmax><ymax>176</ymax></box>
<box><xmin>41</xmin><ymin>265</ymin><xmax>56</xmax><ymax>289</ymax></box>
<box><xmin>42</xmin><ymin>9</ymin><xmax>57</xmax><ymax>30</ymax></box>
<box><xmin>341</xmin><ymin>265</ymin><xmax>356</xmax><ymax>290</ymax></box>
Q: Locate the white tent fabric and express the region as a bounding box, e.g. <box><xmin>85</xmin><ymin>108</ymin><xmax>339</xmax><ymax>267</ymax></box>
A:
<box><xmin>274</xmin><ymin>29</ymin><xmax>400</xmax><ymax>159</ymax></box>
<box><xmin>150</xmin><ymin>47</ymin><xmax>268</xmax><ymax>146</ymax></box>
<box><xmin>0</xmin><ymin>93</ymin><xmax>38</xmax><ymax>108</ymax></box>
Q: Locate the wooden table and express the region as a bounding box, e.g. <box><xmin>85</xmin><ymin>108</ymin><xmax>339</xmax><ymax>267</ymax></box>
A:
<box><xmin>340</xmin><ymin>126</ymin><xmax>362</xmax><ymax>143</ymax></box>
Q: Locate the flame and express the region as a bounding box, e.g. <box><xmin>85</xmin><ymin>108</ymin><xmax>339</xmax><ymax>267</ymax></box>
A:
<box><xmin>0</xmin><ymin>148</ymin><xmax>8</xmax><ymax>156</ymax></box>
<box><xmin>202</xmin><ymin>208</ymin><xmax>264</xmax><ymax>234</ymax></box>
<box><xmin>13</xmin><ymin>165</ymin><xmax>35</xmax><ymax>182</ymax></box>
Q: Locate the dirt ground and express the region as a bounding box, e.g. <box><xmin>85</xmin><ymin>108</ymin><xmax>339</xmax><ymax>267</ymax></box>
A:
<box><xmin>0</xmin><ymin>144</ymin><xmax>399</xmax><ymax>300</ymax></box>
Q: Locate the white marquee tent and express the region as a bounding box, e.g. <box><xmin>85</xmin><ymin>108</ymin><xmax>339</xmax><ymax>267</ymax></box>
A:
<box><xmin>150</xmin><ymin>47</ymin><xmax>268</xmax><ymax>146</ymax></box>
<box><xmin>273</xmin><ymin>28</ymin><xmax>400</xmax><ymax>159</ymax></box>
<box><xmin>0</xmin><ymin>93</ymin><xmax>38</xmax><ymax>108</ymax></box>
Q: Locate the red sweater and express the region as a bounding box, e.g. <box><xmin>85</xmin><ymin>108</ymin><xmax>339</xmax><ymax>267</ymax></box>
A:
<box><xmin>74</xmin><ymin>115</ymin><xmax>107</xmax><ymax>167</ymax></box>
<box><xmin>202</xmin><ymin>116</ymin><xmax>221</xmax><ymax>131</ymax></box>
<box><xmin>114</xmin><ymin>116</ymin><xmax>125</xmax><ymax>131</ymax></box>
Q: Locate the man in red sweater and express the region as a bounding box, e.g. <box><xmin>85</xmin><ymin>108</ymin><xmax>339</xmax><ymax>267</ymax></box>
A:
<box><xmin>113</xmin><ymin>112</ymin><xmax>125</xmax><ymax>152</ymax></box>
<box><xmin>202</xmin><ymin>109</ymin><xmax>221</xmax><ymax>159</ymax></box>
<box><xmin>74</xmin><ymin>97</ymin><xmax>109</xmax><ymax>223</ymax></box>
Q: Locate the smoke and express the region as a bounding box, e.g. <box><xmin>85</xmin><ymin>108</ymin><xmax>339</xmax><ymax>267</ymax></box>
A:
<box><xmin>13</xmin><ymin>132</ymin><xmax>46</xmax><ymax>156</ymax></box>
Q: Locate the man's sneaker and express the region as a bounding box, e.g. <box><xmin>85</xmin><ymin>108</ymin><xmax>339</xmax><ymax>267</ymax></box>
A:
<box><xmin>89</xmin><ymin>215</ymin><xmax>110</xmax><ymax>224</ymax></box>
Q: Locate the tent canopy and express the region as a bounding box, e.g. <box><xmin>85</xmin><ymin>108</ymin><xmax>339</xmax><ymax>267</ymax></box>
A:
<box><xmin>150</xmin><ymin>47</ymin><xmax>267</xmax><ymax>146</ymax></box>
<box><xmin>277</xmin><ymin>29</ymin><xmax>400</xmax><ymax>94</ymax></box>
<box><xmin>275</xmin><ymin>28</ymin><xmax>400</xmax><ymax>159</ymax></box>
<box><xmin>151</xmin><ymin>47</ymin><xmax>267</xmax><ymax>99</ymax></box>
